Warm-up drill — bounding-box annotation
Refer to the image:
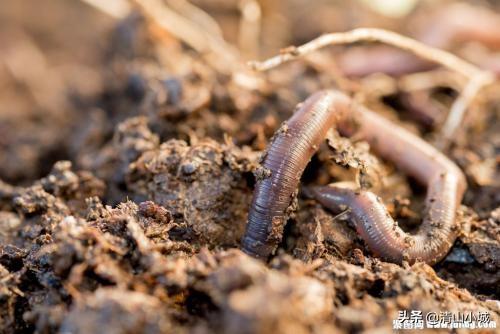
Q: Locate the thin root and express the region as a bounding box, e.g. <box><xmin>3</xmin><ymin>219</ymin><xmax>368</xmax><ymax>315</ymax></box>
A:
<box><xmin>440</xmin><ymin>72</ymin><xmax>494</xmax><ymax>145</ymax></box>
<box><xmin>79</xmin><ymin>0</ymin><xmax>131</xmax><ymax>18</ymax></box>
<box><xmin>132</xmin><ymin>0</ymin><xmax>240</xmax><ymax>73</ymax></box>
<box><xmin>249</xmin><ymin>28</ymin><xmax>484</xmax><ymax>78</ymax></box>
<box><xmin>238</xmin><ymin>0</ymin><xmax>262</xmax><ymax>59</ymax></box>
<box><xmin>249</xmin><ymin>27</ymin><xmax>495</xmax><ymax>146</ymax></box>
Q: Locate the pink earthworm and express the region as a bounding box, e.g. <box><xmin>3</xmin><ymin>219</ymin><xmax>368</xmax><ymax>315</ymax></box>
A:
<box><xmin>242</xmin><ymin>90</ymin><xmax>466</xmax><ymax>264</ymax></box>
<box><xmin>339</xmin><ymin>3</ymin><xmax>500</xmax><ymax>77</ymax></box>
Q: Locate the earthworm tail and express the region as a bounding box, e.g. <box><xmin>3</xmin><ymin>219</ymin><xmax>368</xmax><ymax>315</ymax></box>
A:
<box><xmin>315</xmin><ymin>103</ymin><xmax>465</xmax><ymax>264</ymax></box>
<box><xmin>242</xmin><ymin>90</ymin><xmax>466</xmax><ymax>263</ymax></box>
<box><xmin>308</xmin><ymin>179</ymin><xmax>459</xmax><ymax>265</ymax></box>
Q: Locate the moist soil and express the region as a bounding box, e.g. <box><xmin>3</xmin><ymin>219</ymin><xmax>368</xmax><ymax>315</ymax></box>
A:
<box><xmin>0</xmin><ymin>1</ymin><xmax>498</xmax><ymax>333</ymax></box>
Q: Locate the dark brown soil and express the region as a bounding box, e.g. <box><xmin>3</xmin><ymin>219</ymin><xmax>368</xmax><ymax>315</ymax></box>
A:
<box><xmin>0</xmin><ymin>1</ymin><xmax>498</xmax><ymax>333</ymax></box>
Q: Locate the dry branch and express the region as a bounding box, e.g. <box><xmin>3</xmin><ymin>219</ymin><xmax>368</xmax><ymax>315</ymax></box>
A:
<box><xmin>249</xmin><ymin>28</ymin><xmax>495</xmax><ymax>143</ymax></box>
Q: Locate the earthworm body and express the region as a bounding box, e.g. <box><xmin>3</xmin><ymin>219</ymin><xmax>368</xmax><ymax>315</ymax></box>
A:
<box><xmin>339</xmin><ymin>4</ymin><xmax>500</xmax><ymax>77</ymax></box>
<box><xmin>242</xmin><ymin>90</ymin><xmax>466</xmax><ymax>264</ymax></box>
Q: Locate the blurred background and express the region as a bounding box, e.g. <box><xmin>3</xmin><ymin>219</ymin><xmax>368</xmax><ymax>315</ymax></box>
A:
<box><xmin>0</xmin><ymin>2</ymin><xmax>499</xmax><ymax>331</ymax></box>
<box><xmin>1</xmin><ymin>0</ymin><xmax>499</xmax><ymax>184</ymax></box>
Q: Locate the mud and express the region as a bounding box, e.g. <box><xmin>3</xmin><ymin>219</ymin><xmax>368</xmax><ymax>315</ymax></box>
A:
<box><xmin>0</xmin><ymin>0</ymin><xmax>499</xmax><ymax>333</ymax></box>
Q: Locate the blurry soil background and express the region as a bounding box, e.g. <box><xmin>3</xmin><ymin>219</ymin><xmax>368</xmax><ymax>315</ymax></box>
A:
<box><xmin>0</xmin><ymin>0</ymin><xmax>499</xmax><ymax>333</ymax></box>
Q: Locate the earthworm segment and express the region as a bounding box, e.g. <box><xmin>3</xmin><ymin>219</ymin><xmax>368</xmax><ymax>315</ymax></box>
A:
<box><xmin>242</xmin><ymin>91</ymin><xmax>351</xmax><ymax>258</ymax></box>
<box><xmin>242</xmin><ymin>90</ymin><xmax>466</xmax><ymax>264</ymax></box>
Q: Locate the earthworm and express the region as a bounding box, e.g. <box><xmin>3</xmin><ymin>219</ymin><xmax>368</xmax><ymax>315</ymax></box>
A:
<box><xmin>242</xmin><ymin>90</ymin><xmax>466</xmax><ymax>264</ymax></box>
<box><xmin>339</xmin><ymin>3</ymin><xmax>500</xmax><ymax>77</ymax></box>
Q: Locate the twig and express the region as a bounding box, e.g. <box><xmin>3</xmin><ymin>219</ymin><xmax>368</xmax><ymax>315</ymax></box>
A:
<box><xmin>249</xmin><ymin>28</ymin><xmax>495</xmax><ymax>144</ymax></box>
<box><xmin>80</xmin><ymin>0</ymin><xmax>241</xmax><ymax>73</ymax></box>
<box><xmin>167</xmin><ymin>0</ymin><xmax>224</xmax><ymax>39</ymax></box>
<box><xmin>79</xmin><ymin>0</ymin><xmax>131</xmax><ymax>18</ymax></box>
<box><xmin>132</xmin><ymin>0</ymin><xmax>240</xmax><ymax>73</ymax></box>
<box><xmin>249</xmin><ymin>28</ymin><xmax>484</xmax><ymax>78</ymax></box>
<box><xmin>440</xmin><ymin>72</ymin><xmax>494</xmax><ymax>142</ymax></box>
<box><xmin>331</xmin><ymin>208</ymin><xmax>352</xmax><ymax>222</ymax></box>
<box><xmin>238</xmin><ymin>0</ymin><xmax>262</xmax><ymax>59</ymax></box>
